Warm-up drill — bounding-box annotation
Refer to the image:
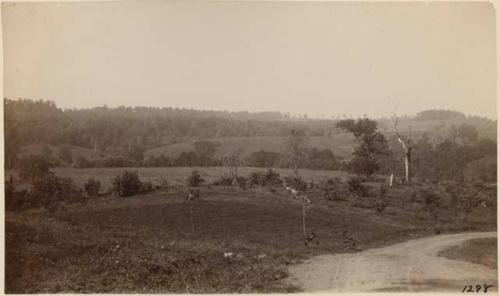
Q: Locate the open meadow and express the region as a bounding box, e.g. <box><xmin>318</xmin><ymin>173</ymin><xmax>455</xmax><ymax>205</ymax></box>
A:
<box><xmin>5</xmin><ymin>166</ymin><xmax>497</xmax><ymax>293</ymax></box>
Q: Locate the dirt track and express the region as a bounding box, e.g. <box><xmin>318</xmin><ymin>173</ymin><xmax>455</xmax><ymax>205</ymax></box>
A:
<box><xmin>288</xmin><ymin>232</ymin><xmax>498</xmax><ymax>292</ymax></box>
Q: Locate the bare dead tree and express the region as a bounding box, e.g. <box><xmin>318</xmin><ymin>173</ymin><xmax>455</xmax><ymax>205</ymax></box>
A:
<box><xmin>222</xmin><ymin>147</ymin><xmax>244</xmax><ymax>183</ymax></box>
<box><xmin>186</xmin><ymin>188</ymin><xmax>200</xmax><ymax>234</ymax></box>
<box><xmin>392</xmin><ymin>117</ymin><xmax>413</xmax><ymax>183</ymax></box>
<box><xmin>283</xmin><ymin>178</ymin><xmax>312</xmax><ymax>236</ymax></box>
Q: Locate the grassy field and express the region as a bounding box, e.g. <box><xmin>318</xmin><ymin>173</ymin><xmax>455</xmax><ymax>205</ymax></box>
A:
<box><xmin>438</xmin><ymin>238</ymin><xmax>498</xmax><ymax>269</ymax></box>
<box><xmin>5</xmin><ymin>167</ymin><xmax>497</xmax><ymax>293</ymax></box>
<box><xmin>144</xmin><ymin>135</ymin><xmax>355</xmax><ymax>159</ymax></box>
<box><xmin>51</xmin><ymin>166</ymin><xmax>352</xmax><ymax>191</ymax></box>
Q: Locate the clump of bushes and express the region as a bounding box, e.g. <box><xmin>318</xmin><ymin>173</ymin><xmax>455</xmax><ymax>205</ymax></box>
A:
<box><xmin>112</xmin><ymin>170</ymin><xmax>153</xmax><ymax>197</ymax></box>
<box><xmin>235</xmin><ymin>176</ymin><xmax>248</xmax><ymax>189</ymax></box>
<box><xmin>5</xmin><ymin>179</ymin><xmax>31</xmax><ymax>211</ymax></box>
<box><xmin>284</xmin><ymin>176</ymin><xmax>308</xmax><ymax>192</ymax></box>
<box><xmin>249</xmin><ymin>169</ymin><xmax>282</xmax><ymax>187</ymax></box>
<box><xmin>320</xmin><ymin>178</ymin><xmax>347</xmax><ymax>201</ymax></box>
<box><xmin>6</xmin><ymin>173</ymin><xmax>85</xmax><ymax>211</ymax></box>
<box><xmin>84</xmin><ymin>178</ymin><xmax>101</xmax><ymax>196</ymax></box>
<box><xmin>33</xmin><ymin>174</ymin><xmax>85</xmax><ymax>207</ymax></box>
<box><xmin>187</xmin><ymin>170</ymin><xmax>205</xmax><ymax>187</ymax></box>
<box><xmin>347</xmin><ymin>177</ymin><xmax>368</xmax><ymax>197</ymax></box>
<box><xmin>212</xmin><ymin>176</ymin><xmax>233</xmax><ymax>186</ymax></box>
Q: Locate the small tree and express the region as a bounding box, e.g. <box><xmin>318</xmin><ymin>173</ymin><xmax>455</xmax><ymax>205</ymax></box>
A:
<box><xmin>285</xmin><ymin>129</ymin><xmax>310</xmax><ymax>178</ymax></box>
<box><xmin>222</xmin><ymin>148</ymin><xmax>244</xmax><ymax>183</ymax></box>
<box><xmin>185</xmin><ymin>188</ymin><xmax>200</xmax><ymax>234</ymax></box>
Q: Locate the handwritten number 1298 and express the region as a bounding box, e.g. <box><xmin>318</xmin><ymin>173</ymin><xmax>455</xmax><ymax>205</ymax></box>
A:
<box><xmin>462</xmin><ymin>284</ymin><xmax>493</xmax><ymax>293</ymax></box>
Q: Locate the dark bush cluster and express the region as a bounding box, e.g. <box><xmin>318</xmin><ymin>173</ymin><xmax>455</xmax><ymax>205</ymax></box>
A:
<box><xmin>320</xmin><ymin>178</ymin><xmax>348</xmax><ymax>201</ymax></box>
<box><xmin>112</xmin><ymin>170</ymin><xmax>153</xmax><ymax>197</ymax></box>
<box><xmin>6</xmin><ymin>174</ymin><xmax>84</xmax><ymax>211</ymax></box>
<box><xmin>347</xmin><ymin>177</ymin><xmax>368</xmax><ymax>197</ymax></box>
<box><xmin>284</xmin><ymin>176</ymin><xmax>308</xmax><ymax>192</ymax></box>
<box><xmin>187</xmin><ymin>170</ymin><xmax>205</xmax><ymax>187</ymax></box>
<box><xmin>249</xmin><ymin>169</ymin><xmax>283</xmax><ymax>187</ymax></box>
<box><xmin>212</xmin><ymin>176</ymin><xmax>233</xmax><ymax>186</ymax></box>
<box><xmin>84</xmin><ymin>178</ymin><xmax>101</xmax><ymax>197</ymax></box>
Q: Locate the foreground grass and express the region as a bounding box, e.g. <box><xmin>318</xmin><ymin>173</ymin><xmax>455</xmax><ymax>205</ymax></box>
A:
<box><xmin>6</xmin><ymin>183</ymin><xmax>497</xmax><ymax>293</ymax></box>
<box><xmin>438</xmin><ymin>238</ymin><xmax>498</xmax><ymax>269</ymax></box>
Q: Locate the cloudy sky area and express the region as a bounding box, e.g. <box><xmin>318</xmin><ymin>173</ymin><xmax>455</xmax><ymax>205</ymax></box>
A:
<box><xmin>2</xmin><ymin>1</ymin><xmax>497</xmax><ymax>118</ymax></box>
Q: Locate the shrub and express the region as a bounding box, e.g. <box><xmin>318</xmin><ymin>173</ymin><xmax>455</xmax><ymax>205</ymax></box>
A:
<box><xmin>263</xmin><ymin>169</ymin><xmax>283</xmax><ymax>186</ymax></box>
<box><xmin>420</xmin><ymin>188</ymin><xmax>442</xmax><ymax>220</ymax></box>
<box><xmin>321</xmin><ymin>178</ymin><xmax>347</xmax><ymax>201</ymax></box>
<box><xmin>31</xmin><ymin>174</ymin><xmax>84</xmax><ymax>208</ymax></box>
<box><xmin>249</xmin><ymin>169</ymin><xmax>282</xmax><ymax>187</ymax></box>
<box><xmin>187</xmin><ymin>170</ymin><xmax>204</xmax><ymax>187</ymax></box>
<box><xmin>235</xmin><ymin>176</ymin><xmax>248</xmax><ymax>189</ymax></box>
<box><xmin>284</xmin><ymin>176</ymin><xmax>308</xmax><ymax>192</ymax></box>
<box><xmin>374</xmin><ymin>184</ymin><xmax>388</xmax><ymax>212</ymax></box>
<box><xmin>112</xmin><ymin>170</ymin><xmax>146</xmax><ymax>197</ymax></box>
<box><xmin>347</xmin><ymin>177</ymin><xmax>368</xmax><ymax>197</ymax></box>
<box><xmin>5</xmin><ymin>179</ymin><xmax>30</xmax><ymax>211</ymax></box>
<box><xmin>18</xmin><ymin>155</ymin><xmax>53</xmax><ymax>181</ymax></box>
<box><xmin>84</xmin><ymin>178</ymin><xmax>101</xmax><ymax>196</ymax></box>
<box><xmin>249</xmin><ymin>172</ymin><xmax>265</xmax><ymax>186</ymax></box>
<box><xmin>212</xmin><ymin>176</ymin><xmax>233</xmax><ymax>186</ymax></box>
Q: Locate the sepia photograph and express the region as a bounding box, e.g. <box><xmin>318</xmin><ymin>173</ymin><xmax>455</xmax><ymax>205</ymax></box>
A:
<box><xmin>2</xmin><ymin>1</ymin><xmax>498</xmax><ymax>293</ymax></box>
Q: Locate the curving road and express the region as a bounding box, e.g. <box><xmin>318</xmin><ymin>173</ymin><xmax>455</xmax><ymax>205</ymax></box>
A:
<box><xmin>288</xmin><ymin>232</ymin><xmax>498</xmax><ymax>292</ymax></box>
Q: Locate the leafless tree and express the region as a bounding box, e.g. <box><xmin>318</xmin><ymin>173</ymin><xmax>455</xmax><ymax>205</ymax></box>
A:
<box><xmin>392</xmin><ymin>117</ymin><xmax>413</xmax><ymax>183</ymax></box>
<box><xmin>283</xmin><ymin>178</ymin><xmax>312</xmax><ymax>236</ymax></box>
<box><xmin>285</xmin><ymin>129</ymin><xmax>310</xmax><ymax>178</ymax></box>
<box><xmin>222</xmin><ymin>147</ymin><xmax>244</xmax><ymax>183</ymax></box>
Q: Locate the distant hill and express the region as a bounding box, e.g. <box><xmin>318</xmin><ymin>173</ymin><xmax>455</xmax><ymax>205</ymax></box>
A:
<box><xmin>5</xmin><ymin>99</ymin><xmax>496</xmax><ymax>167</ymax></box>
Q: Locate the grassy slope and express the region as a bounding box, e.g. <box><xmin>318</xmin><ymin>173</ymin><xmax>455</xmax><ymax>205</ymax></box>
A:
<box><xmin>5</xmin><ymin>176</ymin><xmax>497</xmax><ymax>293</ymax></box>
<box><xmin>438</xmin><ymin>238</ymin><xmax>498</xmax><ymax>269</ymax></box>
<box><xmin>144</xmin><ymin>135</ymin><xmax>355</xmax><ymax>159</ymax></box>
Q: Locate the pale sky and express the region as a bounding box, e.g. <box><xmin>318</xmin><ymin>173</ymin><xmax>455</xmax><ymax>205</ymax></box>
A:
<box><xmin>2</xmin><ymin>1</ymin><xmax>497</xmax><ymax>118</ymax></box>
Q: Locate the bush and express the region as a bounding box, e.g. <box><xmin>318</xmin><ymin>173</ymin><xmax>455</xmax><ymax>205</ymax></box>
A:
<box><xmin>235</xmin><ymin>176</ymin><xmax>248</xmax><ymax>189</ymax></box>
<box><xmin>249</xmin><ymin>169</ymin><xmax>283</xmax><ymax>187</ymax></box>
<box><xmin>264</xmin><ymin>169</ymin><xmax>283</xmax><ymax>186</ymax></box>
<box><xmin>112</xmin><ymin>170</ymin><xmax>149</xmax><ymax>197</ymax></box>
<box><xmin>31</xmin><ymin>174</ymin><xmax>85</xmax><ymax>208</ymax></box>
<box><xmin>284</xmin><ymin>176</ymin><xmax>308</xmax><ymax>192</ymax></box>
<box><xmin>420</xmin><ymin>188</ymin><xmax>442</xmax><ymax>220</ymax></box>
<box><xmin>212</xmin><ymin>176</ymin><xmax>233</xmax><ymax>186</ymax></box>
<box><xmin>249</xmin><ymin>172</ymin><xmax>265</xmax><ymax>186</ymax></box>
<box><xmin>84</xmin><ymin>178</ymin><xmax>101</xmax><ymax>197</ymax></box>
<box><xmin>18</xmin><ymin>155</ymin><xmax>53</xmax><ymax>181</ymax></box>
<box><xmin>321</xmin><ymin>178</ymin><xmax>347</xmax><ymax>201</ymax></box>
<box><xmin>347</xmin><ymin>177</ymin><xmax>368</xmax><ymax>197</ymax></box>
<box><xmin>5</xmin><ymin>179</ymin><xmax>30</xmax><ymax>211</ymax></box>
<box><xmin>187</xmin><ymin>170</ymin><xmax>204</xmax><ymax>187</ymax></box>
<box><xmin>374</xmin><ymin>184</ymin><xmax>388</xmax><ymax>212</ymax></box>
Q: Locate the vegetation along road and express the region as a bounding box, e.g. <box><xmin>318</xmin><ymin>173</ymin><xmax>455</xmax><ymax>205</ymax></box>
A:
<box><xmin>287</xmin><ymin>232</ymin><xmax>497</xmax><ymax>292</ymax></box>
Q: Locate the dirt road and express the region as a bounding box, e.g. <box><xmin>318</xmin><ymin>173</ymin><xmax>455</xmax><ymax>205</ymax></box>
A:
<box><xmin>288</xmin><ymin>232</ymin><xmax>497</xmax><ymax>292</ymax></box>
